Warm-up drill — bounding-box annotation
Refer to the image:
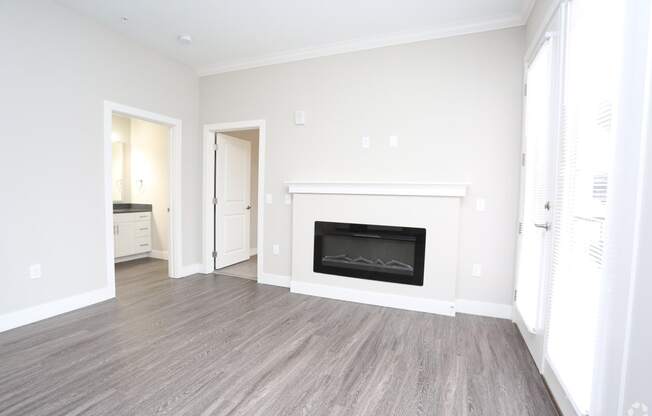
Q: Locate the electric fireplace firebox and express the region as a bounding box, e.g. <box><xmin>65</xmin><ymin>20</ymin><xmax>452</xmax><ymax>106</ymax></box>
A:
<box><xmin>313</xmin><ymin>221</ymin><xmax>426</xmax><ymax>286</ymax></box>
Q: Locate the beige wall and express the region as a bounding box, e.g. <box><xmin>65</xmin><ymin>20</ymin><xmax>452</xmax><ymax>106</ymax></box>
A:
<box><xmin>129</xmin><ymin>119</ymin><xmax>169</xmax><ymax>253</ymax></box>
<box><xmin>200</xmin><ymin>27</ymin><xmax>525</xmax><ymax>305</ymax></box>
<box><xmin>0</xmin><ymin>0</ymin><xmax>199</xmax><ymax>315</ymax></box>
<box><xmin>225</xmin><ymin>129</ymin><xmax>259</xmax><ymax>251</ymax></box>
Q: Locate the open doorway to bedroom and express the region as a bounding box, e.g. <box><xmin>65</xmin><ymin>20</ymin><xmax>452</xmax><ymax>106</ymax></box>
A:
<box><xmin>212</xmin><ymin>129</ymin><xmax>260</xmax><ymax>280</ymax></box>
<box><xmin>202</xmin><ymin>120</ymin><xmax>266</xmax><ymax>283</ymax></box>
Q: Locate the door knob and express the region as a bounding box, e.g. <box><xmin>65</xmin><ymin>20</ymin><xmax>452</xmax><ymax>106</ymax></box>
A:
<box><xmin>246</xmin><ymin>205</ymin><xmax>251</xmax><ymax>210</ymax></box>
<box><xmin>534</xmin><ymin>222</ymin><xmax>550</xmax><ymax>231</ymax></box>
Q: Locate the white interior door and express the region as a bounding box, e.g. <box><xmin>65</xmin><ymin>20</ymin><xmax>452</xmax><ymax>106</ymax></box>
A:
<box><xmin>513</xmin><ymin>34</ymin><xmax>557</xmax><ymax>369</ymax></box>
<box><xmin>215</xmin><ymin>133</ymin><xmax>251</xmax><ymax>269</ymax></box>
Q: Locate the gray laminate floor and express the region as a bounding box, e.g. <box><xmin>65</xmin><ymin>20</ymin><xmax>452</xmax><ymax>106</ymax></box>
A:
<box><xmin>0</xmin><ymin>259</ymin><xmax>558</xmax><ymax>416</ymax></box>
<box><xmin>215</xmin><ymin>255</ymin><xmax>257</xmax><ymax>280</ymax></box>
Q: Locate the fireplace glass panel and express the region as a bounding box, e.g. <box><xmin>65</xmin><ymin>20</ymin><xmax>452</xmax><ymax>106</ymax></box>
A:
<box><xmin>314</xmin><ymin>221</ymin><xmax>425</xmax><ymax>286</ymax></box>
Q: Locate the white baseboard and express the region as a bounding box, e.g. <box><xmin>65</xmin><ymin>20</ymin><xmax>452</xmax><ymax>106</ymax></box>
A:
<box><xmin>149</xmin><ymin>250</ymin><xmax>168</xmax><ymax>260</ymax></box>
<box><xmin>0</xmin><ymin>286</ymin><xmax>114</xmax><ymax>333</ymax></box>
<box><xmin>258</xmin><ymin>273</ymin><xmax>291</xmax><ymax>288</ymax></box>
<box><xmin>249</xmin><ymin>248</ymin><xmax>257</xmax><ymax>256</ymax></box>
<box><xmin>114</xmin><ymin>252</ymin><xmax>149</xmax><ymax>263</ymax></box>
<box><xmin>455</xmin><ymin>299</ymin><xmax>513</xmax><ymax>320</ymax></box>
<box><xmin>290</xmin><ymin>281</ymin><xmax>456</xmax><ymax>317</ymax></box>
<box><xmin>543</xmin><ymin>358</ymin><xmax>582</xmax><ymax>416</ymax></box>
<box><xmin>177</xmin><ymin>263</ymin><xmax>204</xmax><ymax>278</ymax></box>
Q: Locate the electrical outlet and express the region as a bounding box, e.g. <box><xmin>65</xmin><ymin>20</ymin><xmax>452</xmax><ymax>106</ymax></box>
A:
<box><xmin>389</xmin><ymin>135</ymin><xmax>399</xmax><ymax>148</ymax></box>
<box><xmin>362</xmin><ymin>136</ymin><xmax>370</xmax><ymax>149</ymax></box>
<box><xmin>29</xmin><ymin>264</ymin><xmax>42</xmax><ymax>279</ymax></box>
<box><xmin>272</xmin><ymin>244</ymin><xmax>280</xmax><ymax>255</ymax></box>
<box><xmin>472</xmin><ymin>264</ymin><xmax>482</xmax><ymax>278</ymax></box>
<box><xmin>284</xmin><ymin>194</ymin><xmax>292</xmax><ymax>205</ymax></box>
<box><xmin>294</xmin><ymin>110</ymin><xmax>306</xmax><ymax>126</ymax></box>
<box><xmin>265</xmin><ymin>194</ymin><xmax>273</xmax><ymax>204</ymax></box>
<box><xmin>475</xmin><ymin>198</ymin><xmax>486</xmax><ymax>212</ymax></box>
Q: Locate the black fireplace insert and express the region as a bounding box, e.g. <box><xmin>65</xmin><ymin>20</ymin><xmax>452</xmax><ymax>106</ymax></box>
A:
<box><xmin>313</xmin><ymin>221</ymin><xmax>425</xmax><ymax>286</ymax></box>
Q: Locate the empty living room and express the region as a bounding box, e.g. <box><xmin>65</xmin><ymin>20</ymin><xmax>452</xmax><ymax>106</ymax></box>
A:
<box><xmin>1</xmin><ymin>0</ymin><xmax>651</xmax><ymax>415</ymax></box>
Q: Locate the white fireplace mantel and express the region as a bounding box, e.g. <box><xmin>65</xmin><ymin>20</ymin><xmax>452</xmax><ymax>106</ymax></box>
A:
<box><xmin>286</xmin><ymin>181</ymin><xmax>468</xmax><ymax>198</ymax></box>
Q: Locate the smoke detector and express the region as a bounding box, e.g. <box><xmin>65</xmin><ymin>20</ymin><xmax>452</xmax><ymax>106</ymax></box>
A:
<box><xmin>177</xmin><ymin>34</ymin><xmax>192</xmax><ymax>45</ymax></box>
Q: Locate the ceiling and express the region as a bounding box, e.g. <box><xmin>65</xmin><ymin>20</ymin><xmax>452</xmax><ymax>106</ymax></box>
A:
<box><xmin>56</xmin><ymin>0</ymin><xmax>533</xmax><ymax>75</ymax></box>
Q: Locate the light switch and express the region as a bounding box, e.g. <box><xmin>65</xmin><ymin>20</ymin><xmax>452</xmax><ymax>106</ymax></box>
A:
<box><xmin>272</xmin><ymin>244</ymin><xmax>280</xmax><ymax>255</ymax></box>
<box><xmin>29</xmin><ymin>264</ymin><xmax>42</xmax><ymax>279</ymax></box>
<box><xmin>294</xmin><ymin>111</ymin><xmax>305</xmax><ymax>126</ymax></box>
<box><xmin>284</xmin><ymin>194</ymin><xmax>292</xmax><ymax>205</ymax></box>
<box><xmin>362</xmin><ymin>136</ymin><xmax>370</xmax><ymax>149</ymax></box>
<box><xmin>389</xmin><ymin>135</ymin><xmax>399</xmax><ymax>148</ymax></box>
<box><xmin>472</xmin><ymin>264</ymin><xmax>482</xmax><ymax>278</ymax></box>
<box><xmin>475</xmin><ymin>198</ymin><xmax>486</xmax><ymax>212</ymax></box>
<box><xmin>265</xmin><ymin>194</ymin><xmax>273</xmax><ymax>204</ymax></box>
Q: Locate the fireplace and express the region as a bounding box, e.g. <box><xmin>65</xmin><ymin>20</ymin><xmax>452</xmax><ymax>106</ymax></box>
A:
<box><xmin>313</xmin><ymin>221</ymin><xmax>426</xmax><ymax>286</ymax></box>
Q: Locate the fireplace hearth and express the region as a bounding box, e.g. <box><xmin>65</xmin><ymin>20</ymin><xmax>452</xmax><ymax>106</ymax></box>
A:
<box><xmin>313</xmin><ymin>221</ymin><xmax>425</xmax><ymax>286</ymax></box>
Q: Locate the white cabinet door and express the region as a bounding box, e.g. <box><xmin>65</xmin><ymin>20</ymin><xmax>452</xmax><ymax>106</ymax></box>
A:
<box><xmin>114</xmin><ymin>221</ymin><xmax>135</xmax><ymax>258</ymax></box>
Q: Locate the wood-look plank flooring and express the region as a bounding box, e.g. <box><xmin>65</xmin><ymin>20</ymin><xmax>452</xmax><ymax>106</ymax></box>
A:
<box><xmin>0</xmin><ymin>259</ymin><xmax>558</xmax><ymax>416</ymax></box>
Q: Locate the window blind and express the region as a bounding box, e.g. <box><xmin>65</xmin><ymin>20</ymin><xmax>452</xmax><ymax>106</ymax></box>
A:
<box><xmin>545</xmin><ymin>0</ymin><xmax>622</xmax><ymax>413</ymax></box>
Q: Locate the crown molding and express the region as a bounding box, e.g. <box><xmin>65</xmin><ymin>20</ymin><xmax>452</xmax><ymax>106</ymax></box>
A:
<box><xmin>197</xmin><ymin>13</ymin><xmax>524</xmax><ymax>76</ymax></box>
<box><xmin>521</xmin><ymin>0</ymin><xmax>538</xmax><ymax>25</ymax></box>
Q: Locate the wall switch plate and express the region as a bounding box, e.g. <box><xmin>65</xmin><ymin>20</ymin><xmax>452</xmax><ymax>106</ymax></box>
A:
<box><xmin>294</xmin><ymin>111</ymin><xmax>305</xmax><ymax>126</ymax></box>
<box><xmin>29</xmin><ymin>264</ymin><xmax>41</xmax><ymax>279</ymax></box>
<box><xmin>472</xmin><ymin>264</ymin><xmax>482</xmax><ymax>278</ymax></box>
<box><xmin>265</xmin><ymin>194</ymin><xmax>273</xmax><ymax>204</ymax></box>
<box><xmin>272</xmin><ymin>244</ymin><xmax>280</xmax><ymax>255</ymax></box>
<box><xmin>362</xmin><ymin>136</ymin><xmax>370</xmax><ymax>148</ymax></box>
<box><xmin>284</xmin><ymin>194</ymin><xmax>292</xmax><ymax>205</ymax></box>
<box><xmin>475</xmin><ymin>198</ymin><xmax>486</xmax><ymax>212</ymax></box>
<box><xmin>389</xmin><ymin>135</ymin><xmax>399</xmax><ymax>147</ymax></box>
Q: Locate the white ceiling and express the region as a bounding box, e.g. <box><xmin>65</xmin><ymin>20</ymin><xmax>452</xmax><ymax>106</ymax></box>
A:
<box><xmin>56</xmin><ymin>0</ymin><xmax>533</xmax><ymax>75</ymax></box>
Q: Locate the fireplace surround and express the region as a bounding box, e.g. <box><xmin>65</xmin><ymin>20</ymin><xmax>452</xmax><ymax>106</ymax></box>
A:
<box><xmin>313</xmin><ymin>221</ymin><xmax>426</xmax><ymax>286</ymax></box>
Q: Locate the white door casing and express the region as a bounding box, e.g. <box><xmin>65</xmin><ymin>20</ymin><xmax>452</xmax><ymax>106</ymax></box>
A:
<box><xmin>215</xmin><ymin>133</ymin><xmax>252</xmax><ymax>269</ymax></box>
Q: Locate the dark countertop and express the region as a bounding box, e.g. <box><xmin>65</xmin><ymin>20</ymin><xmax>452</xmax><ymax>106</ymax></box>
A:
<box><xmin>113</xmin><ymin>203</ymin><xmax>152</xmax><ymax>214</ymax></box>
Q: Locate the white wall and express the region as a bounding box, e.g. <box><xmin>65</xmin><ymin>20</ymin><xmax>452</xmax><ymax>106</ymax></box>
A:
<box><xmin>129</xmin><ymin>118</ymin><xmax>170</xmax><ymax>253</ymax></box>
<box><xmin>0</xmin><ymin>0</ymin><xmax>200</xmax><ymax>317</ymax></box>
<box><xmin>201</xmin><ymin>27</ymin><xmax>525</xmax><ymax>306</ymax></box>
<box><xmin>224</xmin><ymin>130</ymin><xmax>259</xmax><ymax>252</ymax></box>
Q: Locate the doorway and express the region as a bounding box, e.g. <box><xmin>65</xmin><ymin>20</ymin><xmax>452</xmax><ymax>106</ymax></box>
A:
<box><xmin>103</xmin><ymin>101</ymin><xmax>183</xmax><ymax>296</ymax></box>
<box><xmin>214</xmin><ymin>130</ymin><xmax>258</xmax><ymax>279</ymax></box>
<box><xmin>202</xmin><ymin>121</ymin><xmax>266</xmax><ymax>282</ymax></box>
<box><xmin>513</xmin><ymin>12</ymin><xmax>563</xmax><ymax>371</ymax></box>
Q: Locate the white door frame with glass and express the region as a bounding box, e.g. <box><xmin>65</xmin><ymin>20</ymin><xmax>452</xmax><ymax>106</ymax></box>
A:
<box><xmin>513</xmin><ymin>0</ymin><xmax>624</xmax><ymax>415</ymax></box>
<box><xmin>513</xmin><ymin>11</ymin><xmax>564</xmax><ymax>371</ymax></box>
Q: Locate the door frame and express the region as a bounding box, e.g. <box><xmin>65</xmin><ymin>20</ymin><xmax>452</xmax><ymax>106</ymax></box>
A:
<box><xmin>103</xmin><ymin>100</ymin><xmax>184</xmax><ymax>294</ymax></box>
<box><xmin>513</xmin><ymin>3</ymin><xmax>566</xmax><ymax>372</ymax></box>
<box><xmin>202</xmin><ymin>120</ymin><xmax>266</xmax><ymax>281</ymax></box>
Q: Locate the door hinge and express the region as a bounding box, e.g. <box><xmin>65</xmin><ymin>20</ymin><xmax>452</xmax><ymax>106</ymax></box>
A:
<box><xmin>212</xmin><ymin>251</ymin><xmax>217</xmax><ymax>259</ymax></box>
<box><xmin>521</xmin><ymin>152</ymin><xmax>526</xmax><ymax>167</ymax></box>
<box><xmin>212</xmin><ymin>197</ymin><xmax>218</xmax><ymax>205</ymax></box>
<box><xmin>514</xmin><ymin>290</ymin><xmax>518</xmax><ymax>302</ymax></box>
<box><xmin>518</xmin><ymin>221</ymin><xmax>523</xmax><ymax>235</ymax></box>
<box><xmin>212</xmin><ymin>143</ymin><xmax>218</xmax><ymax>151</ymax></box>
<box><xmin>524</xmin><ymin>83</ymin><xmax>528</xmax><ymax>97</ymax></box>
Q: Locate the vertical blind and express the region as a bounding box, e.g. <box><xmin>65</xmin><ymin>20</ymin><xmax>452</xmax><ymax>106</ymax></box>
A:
<box><xmin>546</xmin><ymin>0</ymin><xmax>621</xmax><ymax>413</ymax></box>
